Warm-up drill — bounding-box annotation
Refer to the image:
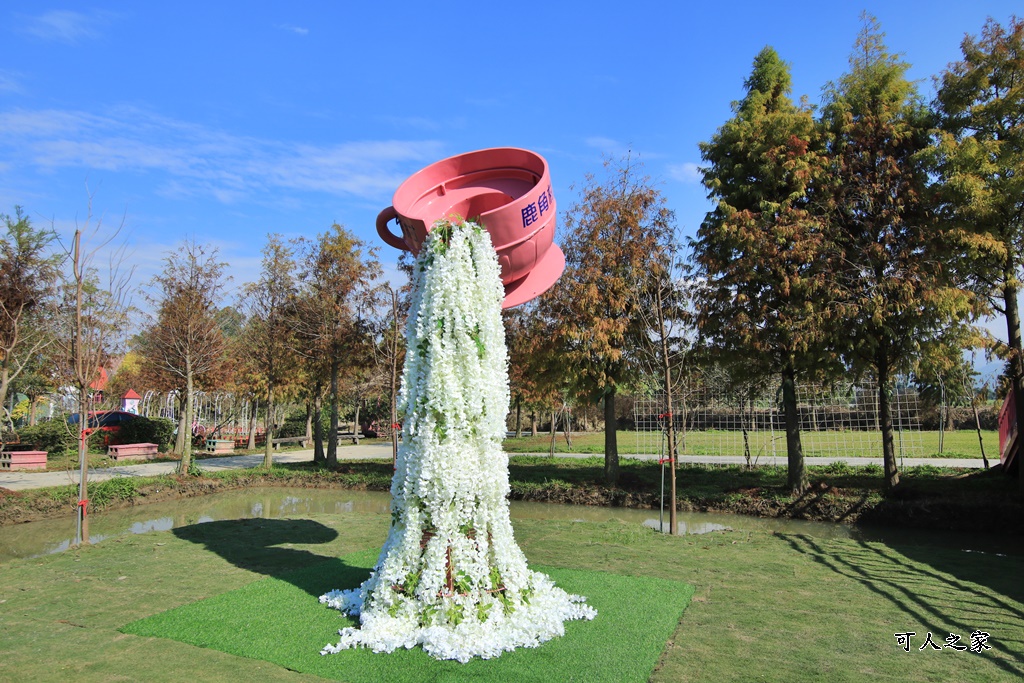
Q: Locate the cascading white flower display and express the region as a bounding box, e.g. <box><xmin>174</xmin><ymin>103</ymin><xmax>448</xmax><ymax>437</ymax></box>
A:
<box><xmin>320</xmin><ymin>220</ymin><xmax>595</xmax><ymax>663</ymax></box>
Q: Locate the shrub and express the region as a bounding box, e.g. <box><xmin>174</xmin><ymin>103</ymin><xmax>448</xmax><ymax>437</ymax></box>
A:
<box><xmin>118</xmin><ymin>416</ymin><xmax>175</xmax><ymax>450</ymax></box>
<box><xmin>279</xmin><ymin>409</ymin><xmax>329</xmax><ymax>439</ymax></box>
<box><xmin>17</xmin><ymin>420</ymin><xmax>77</xmax><ymax>455</ymax></box>
<box><xmin>822</xmin><ymin>461</ymin><xmax>852</xmax><ymax>476</ymax></box>
<box><xmin>90</xmin><ymin>477</ymin><xmax>138</xmax><ymax>507</ymax></box>
<box><xmin>88</xmin><ymin>428</ymin><xmax>109</xmax><ymax>453</ymax></box>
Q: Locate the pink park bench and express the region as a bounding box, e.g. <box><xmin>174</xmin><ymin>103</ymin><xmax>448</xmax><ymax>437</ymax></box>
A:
<box><xmin>107</xmin><ymin>443</ymin><xmax>160</xmax><ymax>461</ymax></box>
<box><xmin>206</xmin><ymin>439</ymin><xmax>235</xmax><ymax>454</ymax></box>
<box><xmin>0</xmin><ymin>450</ymin><xmax>48</xmax><ymax>470</ymax></box>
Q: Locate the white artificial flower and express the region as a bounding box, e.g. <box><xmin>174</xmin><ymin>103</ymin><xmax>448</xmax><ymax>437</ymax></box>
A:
<box><xmin>321</xmin><ymin>220</ymin><xmax>594</xmax><ymax>662</ymax></box>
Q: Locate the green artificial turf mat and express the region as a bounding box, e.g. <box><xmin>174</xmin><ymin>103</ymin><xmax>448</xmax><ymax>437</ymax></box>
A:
<box><xmin>121</xmin><ymin>549</ymin><xmax>693</xmax><ymax>682</ymax></box>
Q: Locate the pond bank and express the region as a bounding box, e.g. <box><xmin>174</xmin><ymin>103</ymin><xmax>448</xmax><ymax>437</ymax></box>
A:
<box><xmin>1</xmin><ymin>457</ymin><xmax>1020</xmax><ymax>534</ymax></box>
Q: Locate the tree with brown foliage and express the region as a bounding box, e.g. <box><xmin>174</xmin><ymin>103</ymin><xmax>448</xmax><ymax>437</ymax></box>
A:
<box><xmin>139</xmin><ymin>241</ymin><xmax>229</xmax><ymax>473</ymax></box>
<box><xmin>547</xmin><ymin>155</ymin><xmax>675</xmax><ymax>485</ymax></box>
<box><xmin>293</xmin><ymin>224</ymin><xmax>380</xmax><ymax>467</ymax></box>
<box><xmin>241</xmin><ymin>235</ymin><xmax>299</xmax><ymax>468</ymax></box>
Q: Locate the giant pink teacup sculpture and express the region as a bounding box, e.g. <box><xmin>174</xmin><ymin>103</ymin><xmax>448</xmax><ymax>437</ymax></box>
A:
<box><xmin>376</xmin><ymin>147</ymin><xmax>565</xmax><ymax>308</ymax></box>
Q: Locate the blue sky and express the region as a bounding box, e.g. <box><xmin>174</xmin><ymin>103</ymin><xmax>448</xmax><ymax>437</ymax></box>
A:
<box><xmin>1</xmin><ymin>1</ymin><xmax>1019</xmax><ymax>315</ymax></box>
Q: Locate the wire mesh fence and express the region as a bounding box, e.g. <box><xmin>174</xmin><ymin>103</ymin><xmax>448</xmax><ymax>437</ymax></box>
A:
<box><xmin>635</xmin><ymin>376</ymin><xmax>922</xmax><ymax>464</ymax></box>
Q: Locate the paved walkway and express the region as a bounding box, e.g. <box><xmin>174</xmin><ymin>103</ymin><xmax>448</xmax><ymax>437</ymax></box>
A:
<box><xmin>0</xmin><ymin>443</ymin><xmax>990</xmax><ymax>491</ymax></box>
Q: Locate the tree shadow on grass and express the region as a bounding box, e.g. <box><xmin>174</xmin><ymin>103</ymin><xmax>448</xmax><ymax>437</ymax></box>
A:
<box><xmin>172</xmin><ymin>518</ymin><xmax>369</xmax><ymax>597</ymax></box>
<box><xmin>779</xmin><ymin>532</ymin><xmax>1024</xmax><ymax>679</ymax></box>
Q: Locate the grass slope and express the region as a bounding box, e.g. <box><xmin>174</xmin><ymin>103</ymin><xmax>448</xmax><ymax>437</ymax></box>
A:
<box><xmin>1</xmin><ymin>508</ymin><xmax>1021</xmax><ymax>682</ymax></box>
<box><xmin>502</xmin><ymin>429</ymin><xmax>998</xmax><ymax>459</ymax></box>
<box><xmin>121</xmin><ymin>549</ymin><xmax>693</xmax><ymax>682</ymax></box>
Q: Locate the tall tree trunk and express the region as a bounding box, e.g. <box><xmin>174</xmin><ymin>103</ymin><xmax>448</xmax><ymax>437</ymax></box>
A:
<box><xmin>174</xmin><ymin>393</ymin><xmax>188</xmax><ymax>455</ymax></box>
<box><xmin>353</xmin><ymin>402</ymin><xmax>362</xmax><ymax>441</ymax></box>
<box><xmin>741</xmin><ymin>397</ymin><xmax>752</xmax><ymax>467</ymax></box>
<box><xmin>1005</xmin><ymin>278</ymin><xmax>1024</xmax><ymax>492</ymax></box>
<box><xmin>549</xmin><ymin>410</ymin><xmax>557</xmax><ymax>456</ymax></box>
<box><xmin>75</xmin><ymin>389</ymin><xmax>89</xmax><ymax>546</ymax></box>
<box><xmin>515</xmin><ymin>396</ymin><xmax>522</xmax><ymax>438</ymax></box>
<box><xmin>530</xmin><ymin>412</ymin><xmax>537</xmax><ymax>437</ymax></box>
<box><xmin>313</xmin><ymin>394</ymin><xmax>325</xmax><ymax>463</ymax></box>
<box><xmin>0</xmin><ymin>367</ymin><xmax>10</xmax><ymax>429</ymax></box>
<box><xmin>663</xmin><ymin>391</ymin><xmax>677</xmax><ymax>535</ymax></box>
<box><xmin>781</xmin><ymin>360</ymin><xmax>807</xmax><ymax>495</ymax></box>
<box><xmin>876</xmin><ymin>348</ymin><xmax>899</xmax><ymax>490</ymax></box>
<box><xmin>247</xmin><ymin>398</ymin><xmax>257</xmax><ymax>450</ymax></box>
<box><xmin>327</xmin><ymin>355</ymin><xmax>339</xmax><ymax>468</ymax></box>
<box><xmin>28</xmin><ymin>397</ymin><xmax>37</xmax><ymax>426</ymax></box>
<box><xmin>604</xmin><ymin>389</ymin><xmax>619</xmax><ymax>485</ymax></box>
<box><xmin>654</xmin><ymin>280</ymin><xmax>678</xmax><ymax>532</ymax></box>
<box><xmin>305</xmin><ymin>400</ymin><xmax>313</xmax><ymax>442</ymax></box>
<box><xmin>972</xmin><ymin>399</ymin><xmax>989</xmax><ymax>469</ymax></box>
<box><xmin>263</xmin><ymin>384</ymin><xmax>274</xmax><ymax>468</ymax></box>
<box><xmin>178</xmin><ymin>370</ymin><xmax>195</xmax><ymax>474</ymax></box>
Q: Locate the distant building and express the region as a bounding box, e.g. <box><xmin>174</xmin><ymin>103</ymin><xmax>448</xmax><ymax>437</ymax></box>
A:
<box><xmin>89</xmin><ymin>367</ymin><xmax>109</xmax><ymax>406</ymax></box>
<box><xmin>121</xmin><ymin>389</ymin><xmax>141</xmax><ymax>414</ymax></box>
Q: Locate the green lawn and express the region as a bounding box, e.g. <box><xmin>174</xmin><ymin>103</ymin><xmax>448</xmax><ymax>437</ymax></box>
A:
<box><xmin>122</xmin><ymin>548</ymin><xmax>693</xmax><ymax>682</ymax></box>
<box><xmin>504</xmin><ymin>429</ymin><xmax>999</xmax><ymax>460</ymax></box>
<box><xmin>1</xmin><ymin>494</ymin><xmax>1020</xmax><ymax>682</ymax></box>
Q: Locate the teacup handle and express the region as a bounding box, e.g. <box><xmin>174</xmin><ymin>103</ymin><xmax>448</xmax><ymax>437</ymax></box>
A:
<box><xmin>376</xmin><ymin>206</ymin><xmax>409</xmax><ymax>251</ymax></box>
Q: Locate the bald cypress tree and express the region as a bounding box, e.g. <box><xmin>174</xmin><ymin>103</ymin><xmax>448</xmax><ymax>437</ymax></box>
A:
<box><xmin>549</xmin><ymin>156</ymin><xmax>675</xmax><ymax>485</ymax></box>
<box><xmin>822</xmin><ymin>15</ymin><xmax>970</xmax><ymax>490</ymax></box>
<box><xmin>932</xmin><ymin>17</ymin><xmax>1024</xmax><ymax>486</ymax></box>
<box><xmin>694</xmin><ymin>46</ymin><xmax>829</xmax><ymax>494</ymax></box>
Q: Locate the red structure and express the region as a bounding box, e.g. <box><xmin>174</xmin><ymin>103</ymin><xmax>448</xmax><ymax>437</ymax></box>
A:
<box><xmin>89</xmin><ymin>367</ymin><xmax>109</xmax><ymax>405</ymax></box>
<box><xmin>376</xmin><ymin>148</ymin><xmax>565</xmax><ymax>308</ymax></box>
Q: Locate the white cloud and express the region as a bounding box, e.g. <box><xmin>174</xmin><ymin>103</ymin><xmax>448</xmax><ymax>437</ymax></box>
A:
<box><xmin>278</xmin><ymin>24</ymin><xmax>309</xmax><ymax>35</ymax></box>
<box><xmin>21</xmin><ymin>10</ymin><xmax>109</xmax><ymax>44</ymax></box>
<box><xmin>668</xmin><ymin>162</ymin><xmax>703</xmax><ymax>184</ymax></box>
<box><xmin>0</xmin><ymin>107</ymin><xmax>444</xmax><ymax>203</ymax></box>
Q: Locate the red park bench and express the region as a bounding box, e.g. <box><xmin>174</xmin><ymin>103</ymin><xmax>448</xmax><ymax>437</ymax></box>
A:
<box><xmin>107</xmin><ymin>443</ymin><xmax>160</xmax><ymax>461</ymax></box>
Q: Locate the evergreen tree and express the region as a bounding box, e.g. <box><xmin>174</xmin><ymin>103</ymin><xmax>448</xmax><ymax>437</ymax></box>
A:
<box><xmin>822</xmin><ymin>15</ymin><xmax>970</xmax><ymax>489</ymax></box>
<box><xmin>932</xmin><ymin>16</ymin><xmax>1024</xmax><ymax>485</ymax></box>
<box><xmin>694</xmin><ymin>46</ymin><xmax>828</xmax><ymax>494</ymax></box>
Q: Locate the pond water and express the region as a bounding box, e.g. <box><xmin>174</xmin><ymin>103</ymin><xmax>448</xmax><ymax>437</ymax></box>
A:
<box><xmin>0</xmin><ymin>487</ymin><xmax>1017</xmax><ymax>563</ymax></box>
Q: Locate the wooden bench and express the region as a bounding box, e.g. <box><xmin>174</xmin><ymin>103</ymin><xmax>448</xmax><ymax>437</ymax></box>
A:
<box><xmin>337</xmin><ymin>431</ymin><xmax>360</xmax><ymax>445</ymax></box>
<box><xmin>205</xmin><ymin>438</ymin><xmax>235</xmax><ymax>454</ymax></box>
<box><xmin>0</xmin><ymin>450</ymin><xmax>47</xmax><ymax>470</ymax></box>
<box><xmin>271</xmin><ymin>436</ymin><xmax>309</xmax><ymax>450</ymax></box>
<box><xmin>107</xmin><ymin>443</ymin><xmax>159</xmax><ymax>461</ymax></box>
